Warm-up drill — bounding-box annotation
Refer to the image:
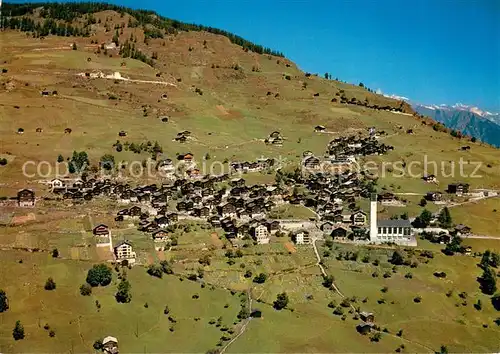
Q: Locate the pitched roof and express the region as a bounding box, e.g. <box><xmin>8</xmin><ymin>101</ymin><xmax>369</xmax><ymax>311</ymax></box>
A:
<box><xmin>114</xmin><ymin>240</ymin><xmax>132</xmax><ymax>248</ymax></box>
<box><xmin>377</xmin><ymin>219</ymin><xmax>412</xmax><ymax>228</ymax></box>
<box><xmin>102</xmin><ymin>336</ymin><xmax>118</xmax><ymax>345</ymax></box>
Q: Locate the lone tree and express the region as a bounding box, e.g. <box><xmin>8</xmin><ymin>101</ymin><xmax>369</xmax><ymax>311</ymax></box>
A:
<box><xmin>273</xmin><ymin>292</ymin><xmax>289</xmax><ymax>310</ymax></box>
<box><xmin>72</xmin><ymin>42</ymin><xmax>77</xmax><ymax>50</ymax></box>
<box><xmin>115</xmin><ymin>279</ymin><xmax>132</xmax><ymax>303</ymax></box>
<box><xmin>0</xmin><ymin>290</ymin><xmax>9</xmax><ymax>312</ymax></box>
<box><xmin>13</xmin><ymin>320</ymin><xmax>25</xmax><ymax>340</ymax></box>
<box><xmin>44</xmin><ymin>277</ymin><xmax>56</xmax><ymax>291</ymax></box>
<box><xmin>390</xmin><ymin>250</ymin><xmax>405</xmax><ymax>265</ymax></box>
<box><xmin>438</xmin><ymin>207</ymin><xmax>452</xmax><ymax>228</ymax></box>
<box><xmin>51</xmin><ymin>248</ymin><xmax>59</xmax><ymax>258</ymax></box>
<box><xmin>86</xmin><ymin>264</ymin><xmax>112</xmax><ymax>287</ymax></box>
<box><xmin>57</xmin><ymin>154</ymin><xmax>64</xmax><ymax>163</ymax></box>
<box><xmin>479</xmin><ymin>266</ymin><xmax>497</xmax><ymax>295</ymax></box>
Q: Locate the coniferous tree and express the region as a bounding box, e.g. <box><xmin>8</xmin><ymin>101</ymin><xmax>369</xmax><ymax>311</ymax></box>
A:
<box><xmin>0</xmin><ymin>290</ymin><xmax>9</xmax><ymax>313</ymax></box>
<box><xmin>13</xmin><ymin>320</ymin><xmax>25</xmax><ymax>340</ymax></box>
<box><xmin>112</xmin><ymin>29</ymin><xmax>120</xmax><ymax>46</ymax></box>
<box><xmin>1</xmin><ymin>2</ymin><xmax>285</xmax><ymax>57</ymax></box>
<box><xmin>479</xmin><ymin>266</ymin><xmax>497</xmax><ymax>295</ymax></box>
<box><xmin>480</xmin><ymin>250</ymin><xmax>492</xmax><ymax>269</ymax></box>
<box><xmin>115</xmin><ymin>279</ymin><xmax>132</xmax><ymax>303</ymax></box>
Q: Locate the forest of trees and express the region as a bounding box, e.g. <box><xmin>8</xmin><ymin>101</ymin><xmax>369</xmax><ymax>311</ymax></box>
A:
<box><xmin>1</xmin><ymin>2</ymin><xmax>285</xmax><ymax>57</ymax></box>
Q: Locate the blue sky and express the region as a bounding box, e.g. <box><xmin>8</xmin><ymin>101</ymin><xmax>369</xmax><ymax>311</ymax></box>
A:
<box><xmin>9</xmin><ymin>0</ymin><xmax>500</xmax><ymax>111</ymax></box>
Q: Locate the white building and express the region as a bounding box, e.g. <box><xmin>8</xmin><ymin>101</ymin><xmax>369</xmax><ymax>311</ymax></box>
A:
<box><xmin>292</xmin><ymin>231</ymin><xmax>311</xmax><ymax>245</ymax></box>
<box><xmin>254</xmin><ymin>224</ymin><xmax>270</xmax><ymax>244</ymax></box>
<box><xmin>369</xmin><ymin>194</ymin><xmax>416</xmax><ymax>246</ymax></box>
<box><xmin>114</xmin><ymin>241</ymin><xmax>136</xmax><ymax>263</ymax></box>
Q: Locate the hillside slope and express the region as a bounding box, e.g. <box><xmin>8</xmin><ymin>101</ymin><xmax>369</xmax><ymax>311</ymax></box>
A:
<box><xmin>0</xmin><ymin>3</ymin><xmax>499</xmax><ymax>194</ymax></box>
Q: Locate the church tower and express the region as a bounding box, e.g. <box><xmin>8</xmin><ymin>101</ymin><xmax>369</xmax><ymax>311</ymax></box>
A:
<box><xmin>370</xmin><ymin>193</ymin><xmax>378</xmax><ymax>241</ymax></box>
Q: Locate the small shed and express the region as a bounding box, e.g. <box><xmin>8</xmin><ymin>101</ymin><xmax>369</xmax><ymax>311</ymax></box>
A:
<box><xmin>360</xmin><ymin>311</ymin><xmax>374</xmax><ymax>323</ymax></box>
<box><xmin>102</xmin><ymin>336</ymin><xmax>118</xmax><ymax>354</ymax></box>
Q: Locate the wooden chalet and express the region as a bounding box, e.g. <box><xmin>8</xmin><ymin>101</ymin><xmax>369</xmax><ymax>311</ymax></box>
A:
<box><xmin>93</xmin><ymin>224</ymin><xmax>110</xmax><ymax>236</ymax></box>
<box><xmin>447</xmin><ymin>183</ymin><xmax>469</xmax><ymax>195</ymax></box>
<box><xmin>17</xmin><ymin>189</ymin><xmax>35</xmax><ymax>207</ymax></box>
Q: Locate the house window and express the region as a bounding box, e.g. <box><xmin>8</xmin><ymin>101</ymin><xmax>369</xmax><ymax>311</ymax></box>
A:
<box><xmin>378</xmin><ymin>227</ymin><xmax>382</xmax><ymax>234</ymax></box>
<box><xmin>382</xmin><ymin>227</ymin><xmax>387</xmax><ymax>234</ymax></box>
<box><xmin>404</xmin><ymin>227</ymin><xmax>410</xmax><ymax>235</ymax></box>
<box><xmin>398</xmin><ymin>227</ymin><xmax>403</xmax><ymax>234</ymax></box>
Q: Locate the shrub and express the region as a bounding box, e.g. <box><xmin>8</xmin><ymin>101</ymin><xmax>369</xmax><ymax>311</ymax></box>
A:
<box><xmin>273</xmin><ymin>292</ymin><xmax>289</xmax><ymax>310</ymax></box>
<box><xmin>147</xmin><ymin>264</ymin><xmax>163</xmax><ymax>278</ymax></box>
<box><xmin>333</xmin><ymin>307</ymin><xmax>343</xmax><ymax>316</ymax></box>
<box><xmin>253</xmin><ymin>273</ymin><xmax>267</xmax><ymax>284</ymax></box>
<box><xmin>340</xmin><ymin>298</ymin><xmax>351</xmax><ymax>308</ymax></box>
<box><xmin>44</xmin><ymin>277</ymin><xmax>56</xmax><ymax>290</ymax></box>
<box><xmin>160</xmin><ymin>260</ymin><xmax>173</xmax><ymax>274</ymax></box>
<box><xmin>474</xmin><ymin>299</ymin><xmax>482</xmax><ymax>311</ymax></box>
<box><xmin>80</xmin><ymin>283</ymin><xmax>92</xmax><ymax>296</ymax></box>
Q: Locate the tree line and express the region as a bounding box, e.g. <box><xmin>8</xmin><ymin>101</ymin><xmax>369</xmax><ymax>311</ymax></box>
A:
<box><xmin>1</xmin><ymin>2</ymin><xmax>285</xmax><ymax>57</ymax></box>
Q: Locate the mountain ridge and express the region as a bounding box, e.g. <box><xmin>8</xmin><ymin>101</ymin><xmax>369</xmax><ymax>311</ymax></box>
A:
<box><xmin>414</xmin><ymin>104</ymin><xmax>500</xmax><ymax>147</ymax></box>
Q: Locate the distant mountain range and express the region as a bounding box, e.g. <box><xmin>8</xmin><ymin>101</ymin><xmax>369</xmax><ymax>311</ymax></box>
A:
<box><xmin>413</xmin><ymin>103</ymin><xmax>500</xmax><ymax>147</ymax></box>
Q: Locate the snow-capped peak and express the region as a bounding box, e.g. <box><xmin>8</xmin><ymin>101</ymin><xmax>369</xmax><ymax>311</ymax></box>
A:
<box><xmin>451</xmin><ymin>103</ymin><xmax>499</xmax><ymax>117</ymax></box>
<box><xmin>415</xmin><ymin>102</ymin><xmax>499</xmax><ymax>118</ymax></box>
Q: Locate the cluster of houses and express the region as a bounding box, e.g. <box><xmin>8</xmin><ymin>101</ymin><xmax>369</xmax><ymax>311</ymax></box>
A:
<box><xmin>230</xmin><ymin>158</ymin><xmax>275</xmax><ymax>173</ymax></box>
<box><xmin>326</xmin><ymin>135</ymin><xmax>394</xmax><ymax>163</ymax></box>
